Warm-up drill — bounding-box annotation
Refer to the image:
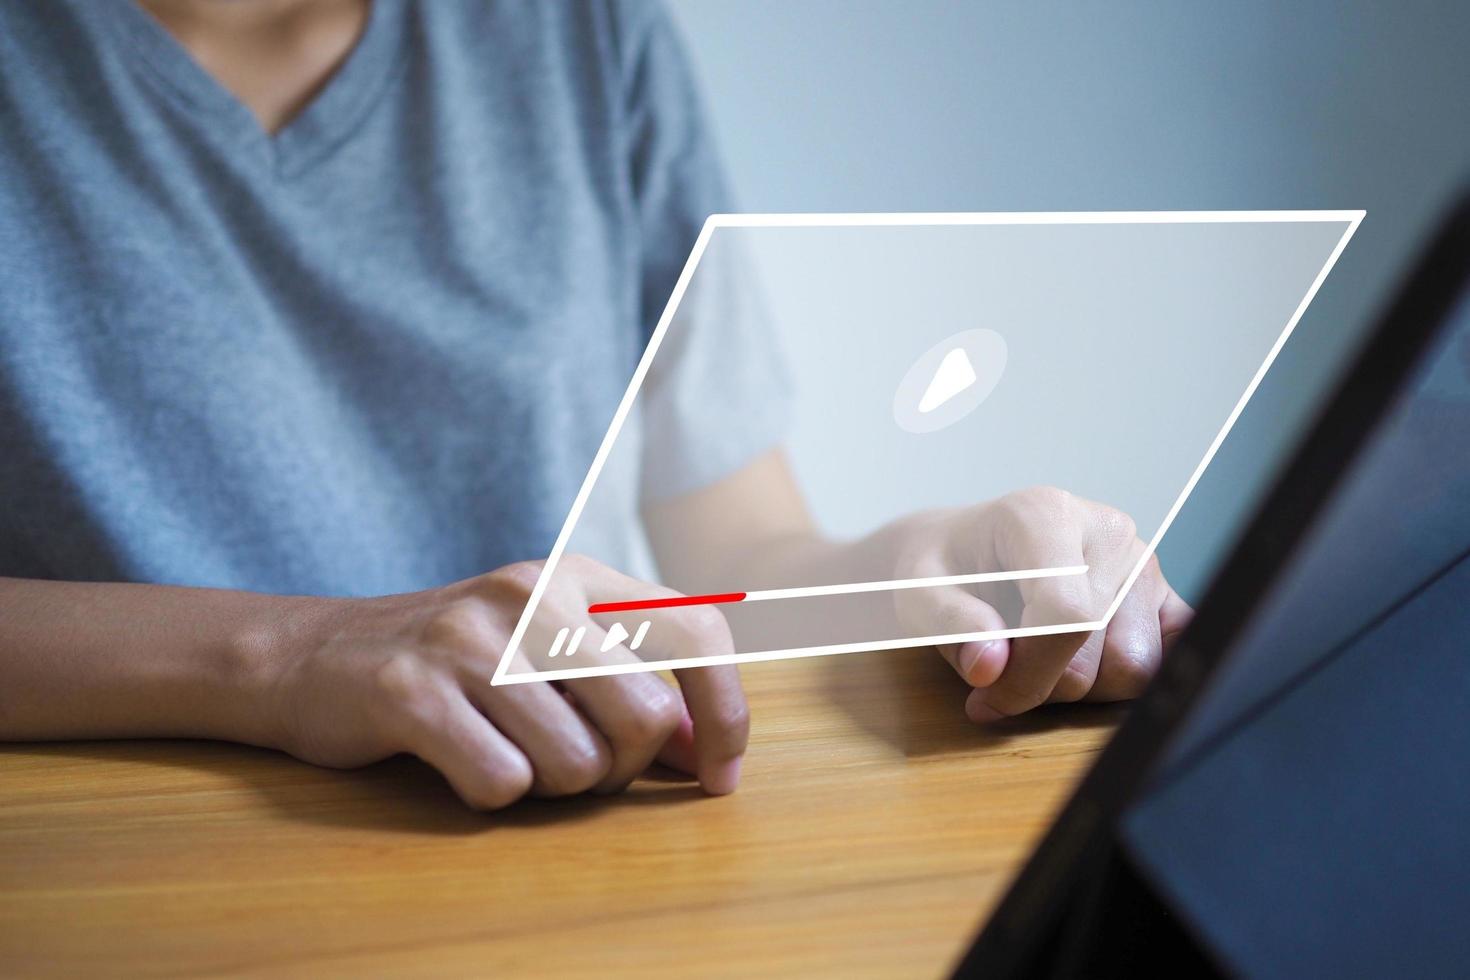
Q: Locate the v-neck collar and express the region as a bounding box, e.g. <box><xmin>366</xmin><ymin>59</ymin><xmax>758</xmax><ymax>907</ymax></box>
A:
<box><xmin>103</xmin><ymin>0</ymin><xmax>408</xmax><ymax>178</ymax></box>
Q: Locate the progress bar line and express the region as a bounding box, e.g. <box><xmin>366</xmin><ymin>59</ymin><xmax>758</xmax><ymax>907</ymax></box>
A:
<box><xmin>587</xmin><ymin>565</ymin><xmax>1088</xmax><ymax>615</ymax></box>
<box><xmin>589</xmin><ymin>592</ymin><xmax>747</xmax><ymax>614</ymax></box>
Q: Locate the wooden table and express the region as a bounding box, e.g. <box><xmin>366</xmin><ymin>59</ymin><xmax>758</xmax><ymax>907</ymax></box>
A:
<box><xmin>0</xmin><ymin>648</ymin><xmax>1120</xmax><ymax>978</ymax></box>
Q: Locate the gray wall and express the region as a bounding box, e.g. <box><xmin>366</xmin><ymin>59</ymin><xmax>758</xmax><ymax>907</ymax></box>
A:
<box><xmin>670</xmin><ymin>0</ymin><xmax>1470</xmax><ymax>601</ymax></box>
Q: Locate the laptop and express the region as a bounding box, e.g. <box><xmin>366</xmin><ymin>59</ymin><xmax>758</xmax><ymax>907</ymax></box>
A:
<box><xmin>953</xmin><ymin>191</ymin><xmax>1470</xmax><ymax>977</ymax></box>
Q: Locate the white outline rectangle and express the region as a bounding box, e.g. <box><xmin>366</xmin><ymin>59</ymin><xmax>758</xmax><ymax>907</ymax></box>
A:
<box><xmin>739</xmin><ymin>565</ymin><xmax>1087</xmax><ymax>603</ymax></box>
<box><xmin>499</xmin><ymin>621</ymin><xmax>1111</xmax><ymax>685</ymax></box>
<box><xmin>491</xmin><ymin>210</ymin><xmax>1363</xmax><ymax>686</ymax></box>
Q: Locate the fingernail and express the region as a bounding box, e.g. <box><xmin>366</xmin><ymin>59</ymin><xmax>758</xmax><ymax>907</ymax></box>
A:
<box><xmin>958</xmin><ymin>643</ymin><xmax>983</xmax><ymax>679</ymax></box>
<box><xmin>702</xmin><ymin>757</ymin><xmax>742</xmax><ymax>796</ymax></box>
<box><xmin>959</xmin><ymin>641</ymin><xmax>1000</xmax><ymax>685</ymax></box>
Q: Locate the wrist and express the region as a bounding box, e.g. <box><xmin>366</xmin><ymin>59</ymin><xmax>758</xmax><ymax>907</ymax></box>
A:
<box><xmin>216</xmin><ymin>595</ymin><xmax>350</xmax><ymax>751</ymax></box>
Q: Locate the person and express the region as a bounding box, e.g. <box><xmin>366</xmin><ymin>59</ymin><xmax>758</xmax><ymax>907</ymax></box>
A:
<box><xmin>0</xmin><ymin>0</ymin><xmax>1190</xmax><ymax>810</ymax></box>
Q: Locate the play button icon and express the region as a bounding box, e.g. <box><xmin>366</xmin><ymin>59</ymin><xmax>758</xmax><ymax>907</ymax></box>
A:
<box><xmin>918</xmin><ymin>347</ymin><xmax>978</xmax><ymax>413</ymax></box>
<box><xmin>894</xmin><ymin>328</ymin><xmax>1008</xmax><ymax>433</ymax></box>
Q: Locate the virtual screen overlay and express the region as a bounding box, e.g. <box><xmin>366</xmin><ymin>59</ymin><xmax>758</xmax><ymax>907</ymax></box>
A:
<box><xmin>493</xmin><ymin>213</ymin><xmax>1361</xmax><ymax>685</ymax></box>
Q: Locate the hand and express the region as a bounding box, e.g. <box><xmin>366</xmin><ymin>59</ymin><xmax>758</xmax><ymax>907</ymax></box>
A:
<box><xmin>892</xmin><ymin>486</ymin><xmax>1193</xmax><ymax>722</ymax></box>
<box><xmin>259</xmin><ymin>556</ymin><xmax>749</xmax><ymax>810</ymax></box>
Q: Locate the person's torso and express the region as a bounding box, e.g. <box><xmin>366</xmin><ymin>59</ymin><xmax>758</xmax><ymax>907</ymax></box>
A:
<box><xmin>0</xmin><ymin>0</ymin><xmax>650</xmax><ymax>594</ymax></box>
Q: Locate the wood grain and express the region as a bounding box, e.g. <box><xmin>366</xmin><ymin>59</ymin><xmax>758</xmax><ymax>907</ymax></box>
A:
<box><xmin>0</xmin><ymin>648</ymin><xmax>1121</xmax><ymax>978</ymax></box>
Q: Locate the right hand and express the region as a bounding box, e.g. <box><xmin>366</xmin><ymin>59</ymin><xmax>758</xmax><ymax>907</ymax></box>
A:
<box><xmin>891</xmin><ymin>486</ymin><xmax>1192</xmax><ymax>721</ymax></box>
<box><xmin>258</xmin><ymin>556</ymin><xmax>749</xmax><ymax>811</ymax></box>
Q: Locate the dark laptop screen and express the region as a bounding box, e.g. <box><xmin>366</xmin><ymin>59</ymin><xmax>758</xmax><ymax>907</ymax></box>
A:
<box><xmin>1120</xmin><ymin>285</ymin><xmax>1470</xmax><ymax>976</ymax></box>
<box><xmin>1156</xmin><ymin>287</ymin><xmax>1470</xmax><ymax>775</ymax></box>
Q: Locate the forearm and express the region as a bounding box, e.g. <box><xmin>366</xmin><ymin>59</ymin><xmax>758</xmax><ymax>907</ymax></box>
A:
<box><xmin>717</xmin><ymin>504</ymin><xmax>967</xmax><ymax>591</ymax></box>
<box><xmin>0</xmin><ymin>577</ymin><xmax>334</xmax><ymax>747</ymax></box>
<box><xmin>646</xmin><ymin>449</ymin><xmax>963</xmax><ymax>598</ymax></box>
<box><xmin>714</xmin><ymin>524</ymin><xmax>896</xmax><ymax>593</ymax></box>
<box><xmin>695</xmin><ymin>513</ymin><xmax>958</xmax><ymax>643</ymax></box>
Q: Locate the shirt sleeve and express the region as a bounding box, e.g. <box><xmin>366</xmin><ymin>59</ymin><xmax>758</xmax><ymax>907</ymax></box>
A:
<box><xmin>615</xmin><ymin>0</ymin><xmax>793</xmax><ymax>502</ymax></box>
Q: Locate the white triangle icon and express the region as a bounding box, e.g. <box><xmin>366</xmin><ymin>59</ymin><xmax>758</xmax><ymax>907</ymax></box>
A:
<box><xmin>917</xmin><ymin>347</ymin><xmax>977</xmax><ymax>413</ymax></box>
<box><xmin>600</xmin><ymin>621</ymin><xmax>629</xmax><ymax>653</ymax></box>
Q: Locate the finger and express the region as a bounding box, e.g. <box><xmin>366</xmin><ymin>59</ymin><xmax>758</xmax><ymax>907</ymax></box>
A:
<box><xmin>967</xmin><ymin>631</ymin><xmax>1085</xmax><ymax>720</ymax></box>
<box><xmin>672</xmin><ymin>659</ymin><xmax>748</xmax><ymax>795</ymax></box>
<box><xmin>561</xmin><ymin>687</ymin><xmax>700</xmax><ymax>780</ymax></box>
<box><xmin>1086</xmin><ymin>579</ymin><xmax>1164</xmax><ymax>702</ymax></box>
<box><xmin>891</xmin><ymin>546</ymin><xmax>1012</xmax><ymax>688</ymax></box>
<box><xmin>987</xmin><ymin>492</ymin><xmax>1100</xmax><ymax>628</ymax></box>
<box><xmin>1085</xmin><ymin>559</ymin><xmax>1184</xmax><ymax>702</ymax></box>
<box><xmin>548</xmin><ymin>561</ymin><xmax>747</xmax><ymax>793</ymax></box>
<box><xmin>948</xmin><ymin>637</ymin><xmax>1010</xmax><ymax>690</ymax></box>
<box><xmin>1159</xmin><ymin>588</ymin><xmax>1194</xmax><ymax>650</ymax></box>
<box><xmin>1045</xmin><ymin>627</ymin><xmax>1107</xmax><ymax>703</ymax></box>
<box><xmin>555</xmin><ymin>618</ymin><xmax>686</xmax><ymax>795</ymax></box>
<box><xmin>505</xmin><ymin>557</ymin><xmax>681</xmax><ymax>674</ymax></box>
<box><xmin>469</xmin><ymin>675</ymin><xmax>613</xmax><ymax>797</ymax></box>
<box><xmin>401</xmin><ymin>686</ymin><xmax>533</xmax><ymax>811</ymax></box>
<box><xmin>896</xmin><ymin>580</ymin><xmax>1011</xmax><ymax>688</ymax></box>
<box><xmin>974</xmin><ymin>513</ymin><xmax>1096</xmax><ymax>720</ymax></box>
<box><xmin>655</xmin><ymin>704</ymin><xmax>699</xmax><ymax>776</ymax></box>
<box><xmin>589</xmin><ymin>603</ymin><xmax>747</xmax><ymax>796</ymax></box>
<box><xmin>565</xmin><ymin>561</ymin><xmax>747</xmax><ymax>791</ymax></box>
<box><xmin>561</xmin><ymin>553</ymin><xmax>691</xmax><ymax>611</ymax></box>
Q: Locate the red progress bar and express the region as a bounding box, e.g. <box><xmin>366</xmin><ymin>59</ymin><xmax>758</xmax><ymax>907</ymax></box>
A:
<box><xmin>588</xmin><ymin>592</ymin><xmax>747</xmax><ymax>615</ymax></box>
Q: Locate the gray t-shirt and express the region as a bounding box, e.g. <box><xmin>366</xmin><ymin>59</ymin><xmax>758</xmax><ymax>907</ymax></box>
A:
<box><xmin>0</xmin><ymin>0</ymin><xmax>786</xmax><ymax>595</ymax></box>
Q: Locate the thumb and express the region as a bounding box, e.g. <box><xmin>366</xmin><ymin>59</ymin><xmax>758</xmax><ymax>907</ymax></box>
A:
<box><xmin>895</xmin><ymin>582</ymin><xmax>1011</xmax><ymax>687</ymax></box>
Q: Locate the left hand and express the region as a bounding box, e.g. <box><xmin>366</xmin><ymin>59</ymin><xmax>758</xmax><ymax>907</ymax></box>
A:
<box><xmin>891</xmin><ymin>486</ymin><xmax>1193</xmax><ymax>722</ymax></box>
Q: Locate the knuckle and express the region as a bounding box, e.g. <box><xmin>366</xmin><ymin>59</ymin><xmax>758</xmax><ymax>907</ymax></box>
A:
<box><xmin>557</xmin><ymin>553</ymin><xmax>596</xmax><ymax>576</ymax></box>
<box><xmin>539</xmin><ymin>742</ymin><xmax>610</xmax><ymax>796</ymax></box>
<box><xmin>486</xmin><ymin>561</ymin><xmax>545</xmax><ymax>596</ymax></box>
<box><xmin>532</xmin><ymin>587</ymin><xmax>580</xmax><ymax>626</ymax></box>
<box><xmin>1027</xmin><ymin>590</ymin><xmax>1097</xmax><ymax>626</ymax></box>
<box><xmin>375</xmin><ymin>654</ymin><xmax>436</xmax><ymax>717</ymax></box>
<box><xmin>993</xmin><ymin>486</ymin><xmax>1074</xmax><ymax>555</ymax></box>
<box><xmin>1033</xmin><ymin>484</ymin><xmax>1073</xmax><ymax>507</ymax></box>
<box><xmin>1123</xmin><ymin>625</ymin><xmax>1161</xmax><ymax>663</ymax></box>
<box><xmin>1050</xmin><ymin>593</ymin><xmax>1098</xmax><ymax>623</ymax></box>
<box><xmin>1011</xmin><ymin>485</ymin><xmax>1072</xmax><ymax>517</ymax></box>
<box><xmin>991</xmin><ymin>679</ymin><xmax>1052</xmax><ymax>716</ymax></box>
<box><xmin>422</xmin><ymin>598</ymin><xmax>490</xmax><ymax>650</ymax></box>
<box><xmin>645</xmin><ymin>687</ymin><xmax>686</xmax><ymax>737</ymax></box>
<box><xmin>674</xmin><ymin>603</ymin><xmax>734</xmax><ymax>650</ymax></box>
<box><xmin>1108</xmin><ymin>643</ymin><xmax>1159</xmax><ymax>693</ymax></box>
<box><xmin>713</xmin><ymin>698</ymin><xmax>751</xmax><ymax>746</ymax></box>
<box><xmin>1094</xmin><ymin>505</ymin><xmax>1137</xmax><ymax>547</ymax></box>
<box><xmin>607</xmin><ymin>688</ymin><xmax>683</xmax><ymax>749</ymax></box>
<box><xmin>1051</xmin><ymin>664</ymin><xmax>1093</xmax><ymax>702</ymax></box>
<box><xmin>466</xmin><ymin>758</ymin><xmax>534</xmax><ymax>811</ymax></box>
